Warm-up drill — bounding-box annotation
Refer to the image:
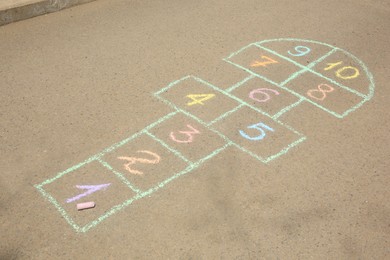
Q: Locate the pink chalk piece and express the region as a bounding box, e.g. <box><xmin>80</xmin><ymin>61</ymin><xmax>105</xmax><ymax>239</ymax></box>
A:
<box><xmin>77</xmin><ymin>201</ymin><xmax>95</xmax><ymax>211</ymax></box>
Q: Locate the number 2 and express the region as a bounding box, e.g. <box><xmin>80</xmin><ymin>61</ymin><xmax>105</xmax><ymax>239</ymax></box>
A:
<box><xmin>239</xmin><ymin>122</ymin><xmax>274</xmax><ymax>141</ymax></box>
<box><xmin>117</xmin><ymin>150</ymin><xmax>161</xmax><ymax>175</ymax></box>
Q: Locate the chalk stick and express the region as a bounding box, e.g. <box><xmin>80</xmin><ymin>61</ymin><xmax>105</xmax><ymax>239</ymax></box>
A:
<box><xmin>77</xmin><ymin>201</ymin><xmax>95</xmax><ymax>210</ymax></box>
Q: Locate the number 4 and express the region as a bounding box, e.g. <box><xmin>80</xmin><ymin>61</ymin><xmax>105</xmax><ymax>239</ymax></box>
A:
<box><xmin>186</xmin><ymin>94</ymin><xmax>215</xmax><ymax>106</ymax></box>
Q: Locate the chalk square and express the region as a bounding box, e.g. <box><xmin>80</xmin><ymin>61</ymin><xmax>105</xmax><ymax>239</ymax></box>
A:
<box><xmin>229</xmin><ymin>76</ymin><xmax>301</xmax><ymax>118</ymax></box>
<box><xmin>257</xmin><ymin>39</ymin><xmax>334</xmax><ymax>67</ymax></box>
<box><xmin>211</xmin><ymin>106</ymin><xmax>304</xmax><ymax>162</ymax></box>
<box><xmin>284</xmin><ymin>71</ymin><xmax>365</xmax><ymax>118</ymax></box>
<box><xmin>225</xmin><ymin>44</ymin><xmax>302</xmax><ymax>85</ymax></box>
<box><xmin>148</xmin><ymin>112</ymin><xmax>228</xmax><ymax>163</ymax></box>
<box><xmin>38</xmin><ymin>160</ymin><xmax>137</xmax><ymax>230</ymax></box>
<box><xmin>101</xmin><ymin>133</ymin><xmax>190</xmax><ymax>192</ymax></box>
<box><xmin>310</xmin><ymin>50</ymin><xmax>372</xmax><ymax>97</ymax></box>
<box><xmin>156</xmin><ymin>76</ymin><xmax>241</xmax><ymax>124</ymax></box>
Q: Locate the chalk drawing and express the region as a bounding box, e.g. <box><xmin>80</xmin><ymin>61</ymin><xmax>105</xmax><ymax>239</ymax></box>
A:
<box><xmin>307</xmin><ymin>83</ymin><xmax>335</xmax><ymax>101</ymax></box>
<box><xmin>117</xmin><ymin>150</ymin><xmax>161</xmax><ymax>175</ymax></box>
<box><xmin>66</xmin><ymin>183</ymin><xmax>111</xmax><ymax>203</ymax></box>
<box><xmin>170</xmin><ymin>124</ymin><xmax>201</xmax><ymax>143</ymax></box>
<box><xmin>186</xmin><ymin>94</ymin><xmax>215</xmax><ymax>106</ymax></box>
<box><xmin>35</xmin><ymin>38</ymin><xmax>375</xmax><ymax>233</ymax></box>
<box><xmin>324</xmin><ymin>61</ymin><xmax>360</xmax><ymax>79</ymax></box>
<box><xmin>239</xmin><ymin>122</ymin><xmax>274</xmax><ymax>141</ymax></box>
<box><xmin>288</xmin><ymin>46</ymin><xmax>311</xmax><ymax>57</ymax></box>
<box><xmin>249</xmin><ymin>88</ymin><xmax>280</xmax><ymax>103</ymax></box>
<box><xmin>250</xmin><ymin>55</ymin><xmax>278</xmax><ymax>67</ymax></box>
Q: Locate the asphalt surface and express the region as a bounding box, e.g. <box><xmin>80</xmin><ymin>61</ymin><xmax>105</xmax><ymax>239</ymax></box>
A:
<box><xmin>1</xmin><ymin>0</ymin><xmax>389</xmax><ymax>258</ymax></box>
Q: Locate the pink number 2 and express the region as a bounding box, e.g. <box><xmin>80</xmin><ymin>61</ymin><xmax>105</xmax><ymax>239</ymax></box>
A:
<box><xmin>249</xmin><ymin>88</ymin><xmax>280</xmax><ymax>103</ymax></box>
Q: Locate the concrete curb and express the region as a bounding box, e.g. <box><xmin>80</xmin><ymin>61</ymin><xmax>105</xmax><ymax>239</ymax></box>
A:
<box><xmin>0</xmin><ymin>0</ymin><xmax>96</xmax><ymax>26</ymax></box>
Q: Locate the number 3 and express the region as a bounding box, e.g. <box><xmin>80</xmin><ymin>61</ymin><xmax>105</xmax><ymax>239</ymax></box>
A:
<box><xmin>239</xmin><ymin>122</ymin><xmax>274</xmax><ymax>141</ymax></box>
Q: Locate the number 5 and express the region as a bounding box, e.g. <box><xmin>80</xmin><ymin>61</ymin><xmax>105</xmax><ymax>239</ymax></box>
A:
<box><xmin>239</xmin><ymin>122</ymin><xmax>274</xmax><ymax>141</ymax></box>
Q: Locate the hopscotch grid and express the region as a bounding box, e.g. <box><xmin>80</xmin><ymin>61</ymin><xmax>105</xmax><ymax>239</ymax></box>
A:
<box><xmin>35</xmin><ymin>38</ymin><xmax>375</xmax><ymax>233</ymax></box>
<box><xmin>253</xmin><ymin>43</ymin><xmax>367</xmax><ymax>98</ymax></box>
<box><xmin>144</xmin><ymin>130</ymin><xmax>193</xmax><ymax>165</ymax></box>
<box><xmin>97</xmin><ymin>158</ymin><xmax>142</xmax><ymax>194</ymax></box>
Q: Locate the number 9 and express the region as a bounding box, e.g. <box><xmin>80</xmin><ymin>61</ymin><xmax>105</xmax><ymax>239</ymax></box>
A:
<box><xmin>288</xmin><ymin>46</ymin><xmax>311</xmax><ymax>57</ymax></box>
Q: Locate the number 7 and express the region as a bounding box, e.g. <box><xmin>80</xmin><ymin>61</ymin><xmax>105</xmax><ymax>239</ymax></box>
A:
<box><xmin>250</xmin><ymin>55</ymin><xmax>278</xmax><ymax>67</ymax></box>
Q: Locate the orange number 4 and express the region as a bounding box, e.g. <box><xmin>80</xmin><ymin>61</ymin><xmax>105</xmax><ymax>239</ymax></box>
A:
<box><xmin>250</xmin><ymin>55</ymin><xmax>278</xmax><ymax>67</ymax></box>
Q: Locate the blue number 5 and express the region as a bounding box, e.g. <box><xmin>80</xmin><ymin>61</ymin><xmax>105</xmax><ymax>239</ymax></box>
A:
<box><xmin>239</xmin><ymin>122</ymin><xmax>274</xmax><ymax>141</ymax></box>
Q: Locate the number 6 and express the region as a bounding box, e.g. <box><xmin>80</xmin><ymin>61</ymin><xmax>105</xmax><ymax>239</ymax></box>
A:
<box><xmin>249</xmin><ymin>88</ymin><xmax>280</xmax><ymax>103</ymax></box>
